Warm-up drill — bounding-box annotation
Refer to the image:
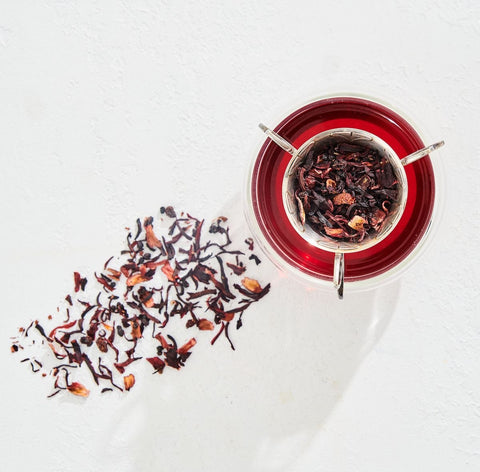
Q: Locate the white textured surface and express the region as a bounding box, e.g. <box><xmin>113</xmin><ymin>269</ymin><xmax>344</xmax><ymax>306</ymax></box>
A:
<box><xmin>1</xmin><ymin>1</ymin><xmax>479</xmax><ymax>471</ymax></box>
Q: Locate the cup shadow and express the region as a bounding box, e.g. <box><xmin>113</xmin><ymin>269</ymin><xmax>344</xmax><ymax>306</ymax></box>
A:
<box><xmin>98</xmin><ymin>194</ymin><xmax>400</xmax><ymax>472</ymax></box>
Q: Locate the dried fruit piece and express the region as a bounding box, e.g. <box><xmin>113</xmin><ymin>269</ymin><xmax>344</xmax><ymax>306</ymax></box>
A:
<box><xmin>241</xmin><ymin>277</ymin><xmax>263</xmax><ymax>294</ymax></box>
<box><xmin>348</xmin><ymin>215</ymin><xmax>367</xmax><ymax>232</ymax></box>
<box><xmin>67</xmin><ymin>382</ymin><xmax>90</xmax><ymax>397</ymax></box>
<box><xmin>333</xmin><ymin>192</ymin><xmax>355</xmax><ymax>206</ymax></box>
<box><xmin>326</xmin><ymin>178</ymin><xmax>337</xmax><ymax>192</ymax></box>
<box><xmin>123</xmin><ymin>374</ymin><xmax>135</xmax><ymax>391</ymax></box>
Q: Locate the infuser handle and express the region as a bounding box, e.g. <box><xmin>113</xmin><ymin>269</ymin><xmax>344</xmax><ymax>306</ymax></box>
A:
<box><xmin>400</xmin><ymin>141</ymin><xmax>445</xmax><ymax>166</ymax></box>
<box><xmin>259</xmin><ymin>123</ymin><xmax>298</xmax><ymax>156</ymax></box>
<box><xmin>333</xmin><ymin>253</ymin><xmax>344</xmax><ymax>300</ymax></box>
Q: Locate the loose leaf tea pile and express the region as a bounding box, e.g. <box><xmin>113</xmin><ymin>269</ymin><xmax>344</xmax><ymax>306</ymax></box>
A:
<box><xmin>294</xmin><ymin>141</ymin><xmax>400</xmax><ymax>242</ymax></box>
<box><xmin>10</xmin><ymin>207</ymin><xmax>270</xmax><ymax>397</ymax></box>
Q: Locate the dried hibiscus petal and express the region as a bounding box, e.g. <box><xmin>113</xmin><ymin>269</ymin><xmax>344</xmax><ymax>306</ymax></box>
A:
<box><xmin>295</xmin><ymin>194</ymin><xmax>306</xmax><ymax>226</ymax></box>
<box><xmin>324</xmin><ymin>227</ymin><xmax>348</xmax><ymax>238</ymax></box>
<box><xmin>73</xmin><ymin>272</ymin><xmax>87</xmax><ymax>292</ymax></box>
<box><xmin>197</xmin><ymin>319</ymin><xmax>214</xmax><ymax>330</ymax></box>
<box><xmin>144</xmin><ymin>217</ymin><xmax>163</xmax><ymax>250</ymax></box>
<box><xmin>371</xmin><ymin>209</ymin><xmax>387</xmax><ymax>226</ymax></box>
<box><xmin>161</xmin><ymin>261</ymin><xmax>178</xmax><ymax>282</ymax></box>
<box><xmin>333</xmin><ymin>192</ymin><xmax>355</xmax><ymax>206</ymax></box>
<box><xmin>226</xmin><ymin>262</ymin><xmax>246</xmax><ymax>275</ymax></box>
<box><xmin>178</xmin><ymin>338</ymin><xmax>196</xmax><ymax>355</ymax></box>
<box><xmin>126</xmin><ymin>273</ymin><xmax>152</xmax><ymax>287</ymax></box>
<box><xmin>146</xmin><ymin>357</ymin><xmax>165</xmax><ymax>373</ymax></box>
<box><xmin>13</xmin><ymin>205</ymin><xmax>271</xmax><ymax>397</ymax></box>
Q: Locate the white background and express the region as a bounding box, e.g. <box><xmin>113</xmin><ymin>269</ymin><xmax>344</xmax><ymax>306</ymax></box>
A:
<box><xmin>1</xmin><ymin>1</ymin><xmax>479</xmax><ymax>471</ymax></box>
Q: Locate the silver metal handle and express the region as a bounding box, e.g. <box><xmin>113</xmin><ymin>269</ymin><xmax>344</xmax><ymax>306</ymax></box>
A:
<box><xmin>259</xmin><ymin>123</ymin><xmax>298</xmax><ymax>156</ymax></box>
<box><xmin>333</xmin><ymin>252</ymin><xmax>344</xmax><ymax>300</ymax></box>
<box><xmin>401</xmin><ymin>140</ymin><xmax>444</xmax><ymax>166</ymax></box>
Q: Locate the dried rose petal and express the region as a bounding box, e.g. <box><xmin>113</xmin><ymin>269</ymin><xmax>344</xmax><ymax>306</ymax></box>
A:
<box><xmin>67</xmin><ymin>382</ymin><xmax>90</xmax><ymax>397</ymax></box>
<box><xmin>241</xmin><ymin>277</ymin><xmax>263</xmax><ymax>294</ymax></box>
<box><xmin>124</xmin><ymin>374</ymin><xmax>135</xmax><ymax>391</ymax></box>
<box><xmin>348</xmin><ymin>215</ymin><xmax>367</xmax><ymax>232</ymax></box>
<box><xmin>333</xmin><ymin>192</ymin><xmax>355</xmax><ymax>206</ymax></box>
<box><xmin>197</xmin><ymin>319</ymin><xmax>214</xmax><ymax>330</ymax></box>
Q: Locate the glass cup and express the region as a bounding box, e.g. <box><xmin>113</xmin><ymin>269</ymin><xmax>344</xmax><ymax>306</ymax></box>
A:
<box><xmin>246</xmin><ymin>95</ymin><xmax>444</xmax><ymax>299</ymax></box>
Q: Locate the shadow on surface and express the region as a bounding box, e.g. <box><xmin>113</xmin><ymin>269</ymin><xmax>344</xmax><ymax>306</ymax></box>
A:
<box><xmin>98</xmin><ymin>193</ymin><xmax>400</xmax><ymax>472</ymax></box>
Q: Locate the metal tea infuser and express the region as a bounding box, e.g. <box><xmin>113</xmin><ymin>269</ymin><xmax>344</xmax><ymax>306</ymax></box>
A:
<box><xmin>259</xmin><ymin>123</ymin><xmax>444</xmax><ymax>299</ymax></box>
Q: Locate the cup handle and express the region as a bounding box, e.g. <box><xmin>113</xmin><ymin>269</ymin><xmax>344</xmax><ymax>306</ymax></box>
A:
<box><xmin>333</xmin><ymin>252</ymin><xmax>344</xmax><ymax>299</ymax></box>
